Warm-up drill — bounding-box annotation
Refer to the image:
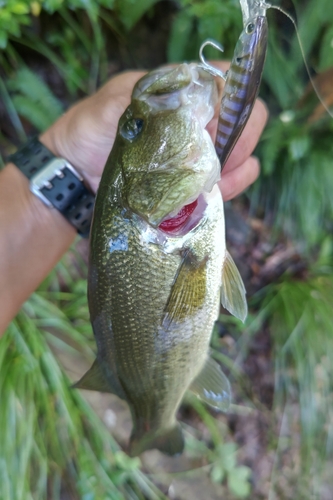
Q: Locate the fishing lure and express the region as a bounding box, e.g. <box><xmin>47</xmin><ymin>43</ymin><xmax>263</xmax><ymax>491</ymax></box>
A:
<box><xmin>200</xmin><ymin>0</ymin><xmax>269</xmax><ymax>170</ymax></box>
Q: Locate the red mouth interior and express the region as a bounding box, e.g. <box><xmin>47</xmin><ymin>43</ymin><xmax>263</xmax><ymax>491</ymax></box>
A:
<box><xmin>158</xmin><ymin>199</ymin><xmax>198</xmax><ymax>233</ymax></box>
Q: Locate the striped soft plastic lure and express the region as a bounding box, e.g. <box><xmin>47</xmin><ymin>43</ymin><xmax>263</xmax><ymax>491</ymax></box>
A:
<box><xmin>215</xmin><ymin>0</ymin><xmax>269</xmax><ymax>170</ymax></box>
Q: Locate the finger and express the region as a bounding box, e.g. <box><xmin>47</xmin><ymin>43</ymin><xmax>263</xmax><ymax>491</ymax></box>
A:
<box><xmin>219</xmin><ymin>156</ymin><xmax>260</xmax><ymax>201</ymax></box>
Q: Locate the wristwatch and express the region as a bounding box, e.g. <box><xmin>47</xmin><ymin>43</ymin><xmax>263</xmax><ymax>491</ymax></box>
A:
<box><xmin>8</xmin><ymin>137</ymin><xmax>95</xmax><ymax>238</ymax></box>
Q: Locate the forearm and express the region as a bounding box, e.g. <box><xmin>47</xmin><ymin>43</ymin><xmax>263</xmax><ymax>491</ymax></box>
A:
<box><xmin>0</xmin><ymin>157</ymin><xmax>76</xmax><ymax>336</ymax></box>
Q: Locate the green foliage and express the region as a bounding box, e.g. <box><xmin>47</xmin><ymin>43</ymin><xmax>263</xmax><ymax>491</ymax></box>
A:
<box><xmin>0</xmin><ymin>0</ymin><xmax>173</xmax><ymax>104</ymax></box>
<box><xmin>0</xmin><ymin>75</ymin><xmax>27</xmax><ymax>143</ymax></box>
<box><xmin>219</xmin><ymin>260</ymin><xmax>333</xmax><ymax>498</ymax></box>
<box><xmin>115</xmin><ymin>0</ymin><xmax>160</xmax><ymax>31</ymax></box>
<box><xmin>7</xmin><ymin>68</ymin><xmax>63</xmax><ymax>131</ymax></box>
<box><xmin>167</xmin><ymin>0</ymin><xmax>241</xmax><ymax>62</ymax></box>
<box><xmin>250</xmin><ymin>0</ymin><xmax>333</xmax><ymax>248</ymax></box>
<box><xmin>211</xmin><ymin>443</ymin><xmax>251</xmax><ymax>498</ymax></box>
<box><xmin>254</xmin><ymin>110</ymin><xmax>333</xmax><ymax>247</ymax></box>
<box><xmin>185</xmin><ymin>395</ymin><xmax>252</xmax><ymax>498</ymax></box>
<box><xmin>0</xmin><ymin>1</ymin><xmax>30</xmax><ymax>49</ymax></box>
<box><xmin>260</xmin><ymin>265</ymin><xmax>333</xmax><ymax>495</ymax></box>
<box><xmin>0</xmin><ymin>0</ymin><xmax>161</xmax><ymax>50</ymax></box>
<box><xmin>289</xmin><ymin>0</ymin><xmax>333</xmax><ymax>72</ymax></box>
<box><xmin>318</xmin><ymin>23</ymin><xmax>333</xmax><ymax>71</ymax></box>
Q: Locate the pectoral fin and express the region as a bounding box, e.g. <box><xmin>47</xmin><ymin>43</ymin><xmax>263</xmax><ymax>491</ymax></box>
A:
<box><xmin>221</xmin><ymin>250</ymin><xmax>247</xmax><ymax>323</ymax></box>
<box><xmin>190</xmin><ymin>357</ymin><xmax>231</xmax><ymax>411</ymax></box>
<box><xmin>162</xmin><ymin>248</ymin><xmax>208</xmax><ymax>329</ymax></box>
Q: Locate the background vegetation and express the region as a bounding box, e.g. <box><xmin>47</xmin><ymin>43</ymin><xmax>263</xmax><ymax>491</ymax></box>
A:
<box><xmin>1</xmin><ymin>0</ymin><xmax>333</xmax><ymax>498</ymax></box>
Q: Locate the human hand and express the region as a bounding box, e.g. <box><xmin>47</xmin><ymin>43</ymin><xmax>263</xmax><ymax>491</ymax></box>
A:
<box><xmin>41</xmin><ymin>62</ymin><xmax>268</xmax><ymax>200</ymax></box>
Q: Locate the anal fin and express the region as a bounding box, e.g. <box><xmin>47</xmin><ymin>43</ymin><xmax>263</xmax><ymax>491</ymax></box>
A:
<box><xmin>221</xmin><ymin>250</ymin><xmax>247</xmax><ymax>323</ymax></box>
<box><xmin>190</xmin><ymin>357</ymin><xmax>231</xmax><ymax>411</ymax></box>
<box><xmin>130</xmin><ymin>424</ymin><xmax>184</xmax><ymax>457</ymax></box>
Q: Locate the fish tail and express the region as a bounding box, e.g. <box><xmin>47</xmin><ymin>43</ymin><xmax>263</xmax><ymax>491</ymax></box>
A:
<box><xmin>129</xmin><ymin>423</ymin><xmax>184</xmax><ymax>456</ymax></box>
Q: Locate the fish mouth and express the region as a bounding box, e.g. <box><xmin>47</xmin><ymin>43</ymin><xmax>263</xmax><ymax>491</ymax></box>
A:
<box><xmin>158</xmin><ymin>195</ymin><xmax>207</xmax><ymax>236</ymax></box>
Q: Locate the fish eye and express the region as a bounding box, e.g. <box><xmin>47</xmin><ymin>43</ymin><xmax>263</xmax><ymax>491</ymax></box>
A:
<box><xmin>121</xmin><ymin>118</ymin><xmax>144</xmax><ymax>141</ymax></box>
<box><xmin>246</xmin><ymin>22</ymin><xmax>255</xmax><ymax>34</ymax></box>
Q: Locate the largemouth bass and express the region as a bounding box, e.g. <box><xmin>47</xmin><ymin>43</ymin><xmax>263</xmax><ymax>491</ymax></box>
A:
<box><xmin>75</xmin><ymin>64</ymin><xmax>247</xmax><ymax>456</ymax></box>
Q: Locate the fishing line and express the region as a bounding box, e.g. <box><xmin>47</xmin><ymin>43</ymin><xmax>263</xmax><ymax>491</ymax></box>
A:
<box><xmin>263</xmin><ymin>1</ymin><xmax>333</xmax><ymax>119</ymax></box>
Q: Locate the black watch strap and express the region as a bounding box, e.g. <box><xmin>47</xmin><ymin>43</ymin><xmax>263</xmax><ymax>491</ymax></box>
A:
<box><xmin>8</xmin><ymin>137</ymin><xmax>95</xmax><ymax>238</ymax></box>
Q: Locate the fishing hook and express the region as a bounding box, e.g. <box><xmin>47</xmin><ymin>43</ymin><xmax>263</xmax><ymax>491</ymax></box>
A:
<box><xmin>198</xmin><ymin>39</ymin><xmax>227</xmax><ymax>81</ymax></box>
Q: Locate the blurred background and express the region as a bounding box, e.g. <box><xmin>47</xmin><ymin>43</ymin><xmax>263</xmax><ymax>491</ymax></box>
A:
<box><xmin>1</xmin><ymin>0</ymin><xmax>333</xmax><ymax>498</ymax></box>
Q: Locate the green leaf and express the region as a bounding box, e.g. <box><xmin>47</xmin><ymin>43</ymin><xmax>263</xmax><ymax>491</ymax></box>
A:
<box><xmin>259</xmin><ymin>119</ymin><xmax>285</xmax><ymax>176</ymax></box>
<box><xmin>0</xmin><ymin>29</ymin><xmax>7</xmax><ymax>49</ymax></box>
<box><xmin>117</xmin><ymin>0</ymin><xmax>160</xmax><ymax>31</ymax></box>
<box><xmin>316</xmin><ymin>236</ymin><xmax>333</xmax><ymax>266</ymax></box>
<box><xmin>288</xmin><ymin>135</ymin><xmax>311</xmax><ymax>161</ymax></box>
<box><xmin>211</xmin><ymin>463</ymin><xmax>225</xmax><ymax>483</ymax></box>
<box><xmin>319</xmin><ymin>24</ymin><xmax>333</xmax><ymax>71</ymax></box>
<box><xmin>290</xmin><ymin>1</ymin><xmax>327</xmax><ymax>70</ymax></box>
<box><xmin>227</xmin><ymin>466</ymin><xmax>251</xmax><ymax>498</ymax></box>
<box><xmin>11</xmin><ymin>95</ymin><xmax>56</xmax><ymax>130</ymax></box>
<box><xmin>9</xmin><ymin>3</ymin><xmax>30</xmax><ymax>15</ymax></box>
<box><xmin>8</xmin><ymin>68</ymin><xmax>63</xmax><ymax>130</ymax></box>
<box><xmin>98</xmin><ymin>0</ymin><xmax>115</xmax><ymax>8</ymax></box>
<box><xmin>43</xmin><ymin>0</ymin><xmax>64</xmax><ymax>13</ymax></box>
<box><xmin>167</xmin><ymin>9</ymin><xmax>193</xmax><ymax>62</ymax></box>
<box><xmin>216</xmin><ymin>442</ymin><xmax>237</xmax><ymax>471</ymax></box>
<box><xmin>263</xmin><ymin>32</ymin><xmax>301</xmax><ymax>108</ymax></box>
<box><xmin>0</xmin><ymin>10</ymin><xmax>11</xmax><ymax>23</ymax></box>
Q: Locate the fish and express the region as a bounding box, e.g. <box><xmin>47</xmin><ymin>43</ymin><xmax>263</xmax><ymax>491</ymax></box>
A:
<box><xmin>74</xmin><ymin>63</ymin><xmax>247</xmax><ymax>456</ymax></box>
<box><xmin>214</xmin><ymin>0</ymin><xmax>269</xmax><ymax>170</ymax></box>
